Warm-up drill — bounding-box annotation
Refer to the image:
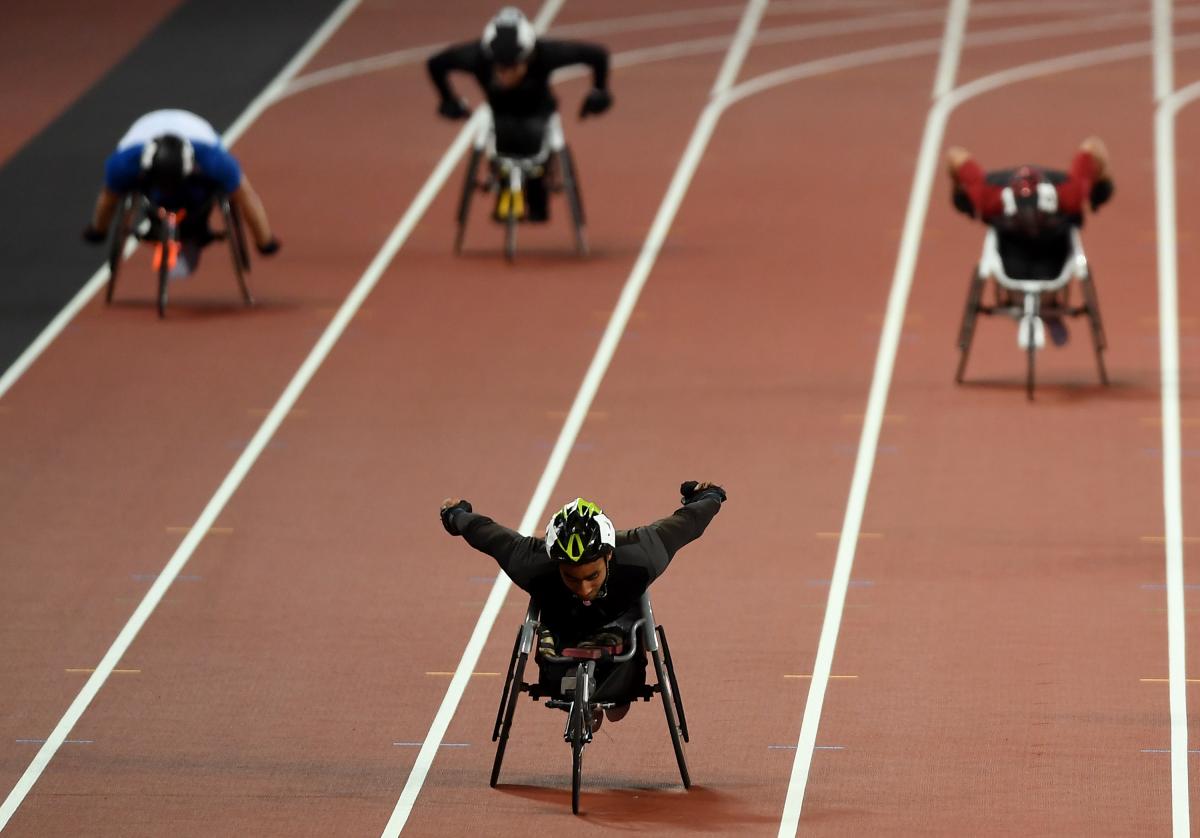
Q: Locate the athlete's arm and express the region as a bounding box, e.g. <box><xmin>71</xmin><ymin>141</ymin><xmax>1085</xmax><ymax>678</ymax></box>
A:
<box><xmin>441</xmin><ymin>500</ymin><xmax>549</xmax><ymax>588</ymax></box>
<box><xmin>230</xmin><ymin>176</ymin><xmax>277</xmax><ymax>252</ymax></box>
<box><xmin>427</xmin><ymin>41</ymin><xmax>483</xmax><ymax>108</ymax></box>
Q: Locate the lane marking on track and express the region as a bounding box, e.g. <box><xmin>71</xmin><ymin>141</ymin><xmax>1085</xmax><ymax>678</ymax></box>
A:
<box><xmin>842</xmin><ymin>414</ymin><xmax>905</xmax><ymax>423</ymax></box>
<box><xmin>1150</xmin><ymin>26</ymin><xmax>1197</xmax><ymax>826</ymax></box>
<box><xmin>393</xmin><ymin>742</ymin><xmax>470</xmax><ymax>748</ymax></box>
<box><xmin>0</xmin><ymin>0</ymin><xmax>364</xmax><ymax>404</ymax></box>
<box><xmin>1141</xmin><ymin>417</ymin><xmax>1200</xmax><ymax>426</ymax></box>
<box><xmin>770</xmin><ymin>744</ymin><xmax>847</xmax><ymax>750</ymax></box>
<box><xmin>15</xmin><ymin>740</ymin><xmax>91</xmax><ymax>745</ymax></box>
<box><xmin>1142</xmin><ymin>749</ymin><xmax>1200</xmax><ymax>754</ymax></box>
<box><xmin>1141</xmin><ymin>678</ymin><xmax>1200</xmax><ymax>684</ymax></box>
<box><xmin>247</xmin><ymin>408</ymin><xmax>309</xmax><ymax>418</ymax></box>
<box><xmin>424</xmin><ymin>672</ymin><xmax>499</xmax><ymax>677</ymax></box>
<box><xmin>1140</xmin><ymin>535</ymin><xmax>1200</xmax><ymax>544</ymax></box>
<box><xmin>377</xmin><ymin>3</ymin><xmax>768</xmax><ymax>835</ymax></box>
<box><xmin>165</xmin><ymin>526</ymin><xmax>233</xmax><ymax>535</ymax></box>
<box><xmin>816</xmin><ymin>532</ymin><xmax>883</xmax><ymax>539</ymax></box>
<box><xmin>784</xmin><ymin>674</ymin><xmax>858</xmax><ymax>680</ymax></box>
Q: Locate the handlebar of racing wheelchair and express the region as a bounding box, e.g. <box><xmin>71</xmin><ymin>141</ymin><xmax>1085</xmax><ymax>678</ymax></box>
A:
<box><xmin>538</xmin><ymin>618</ymin><xmax>647</xmax><ymax>666</ymax></box>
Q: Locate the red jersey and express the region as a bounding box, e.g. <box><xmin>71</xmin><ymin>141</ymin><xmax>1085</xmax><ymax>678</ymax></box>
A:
<box><xmin>955</xmin><ymin>151</ymin><xmax>1101</xmax><ymax>222</ymax></box>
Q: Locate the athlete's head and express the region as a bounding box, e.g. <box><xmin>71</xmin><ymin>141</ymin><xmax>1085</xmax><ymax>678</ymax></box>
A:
<box><xmin>482</xmin><ymin>7</ymin><xmax>536</xmax><ymax>87</ymax></box>
<box><xmin>140</xmin><ymin>134</ymin><xmax>194</xmax><ymax>194</ymax></box>
<box><xmin>545</xmin><ymin>498</ymin><xmax>615</xmax><ymax>602</ymax></box>
<box><xmin>1006</xmin><ymin>165</ymin><xmax>1053</xmax><ymax>234</ymax></box>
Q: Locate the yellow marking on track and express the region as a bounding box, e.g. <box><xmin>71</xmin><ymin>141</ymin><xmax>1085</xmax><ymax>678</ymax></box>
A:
<box><xmin>247</xmin><ymin>407</ymin><xmax>309</xmax><ymax>418</ymax></box>
<box><xmin>1140</xmin><ymin>535</ymin><xmax>1200</xmax><ymax>544</ymax></box>
<box><xmin>546</xmin><ymin>410</ymin><xmax>608</xmax><ymax>421</ymax></box>
<box><xmin>1140</xmin><ymin>678</ymin><xmax>1200</xmax><ymax>683</ymax></box>
<box><xmin>67</xmin><ymin>669</ymin><xmax>140</xmax><ymax>674</ymax></box>
<box><xmin>784</xmin><ymin>674</ymin><xmax>858</xmax><ymax>680</ymax></box>
<box><xmin>166</xmin><ymin>526</ymin><xmax>233</xmax><ymax>535</ymax></box>
<box><xmin>816</xmin><ymin>532</ymin><xmax>883</xmax><ymax>540</ymax></box>
<box><xmin>842</xmin><ymin>414</ymin><xmax>905</xmax><ymax>423</ymax></box>
<box><xmin>426</xmin><ymin>671</ymin><xmax>500</xmax><ymax>677</ymax></box>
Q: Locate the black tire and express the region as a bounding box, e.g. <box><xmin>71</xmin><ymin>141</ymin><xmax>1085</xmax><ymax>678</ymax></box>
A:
<box><xmin>571</xmin><ymin>701</ymin><xmax>584</xmax><ymax>815</ymax></box>
<box><xmin>955</xmin><ymin>271</ymin><xmax>985</xmax><ymax>384</ymax></box>
<box><xmin>559</xmin><ymin>147</ymin><xmax>588</xmax><ymax>257</ymax></box>
<box><xmin>653</xmin><ymin>648</ymin><xmax>690</xmax><ymax>788</ymax></box>
<box><xmin>493</xmin><ymin>630</ymin><xmax>522</xmax><ymax>741</ymax></box>
<box><xmin>105</xmin><ymin>195</ymin><xmax>134</xmax><ymax>304</ymax></box>
<box><xmin>504</xmin><ymin>194</ymin><xmax>518</xmax><ymax>263</ymax></box>
<box><xmin>156</xmin><ymin>220</ymin><xmax>174</xmax><ymax>319</ymax></box>
<box><xmin>223</xmin><ymin>199</ymin><xmax>254</xmax><ymax>306</ymax></box>
<box><xmin>490</xmin><ymin>650</ymin><xmax>527</xmax><ymax>787</ymax></box>
<box><xmin>1081</xmin><ymin>273</ymin><xmax>1109</xmax><ymax>385</ymax></box>
<box><xmin>455</xmin><ymin>148</ymin><xmax>482</xmax><ymax>254</ymax></box>
<box><xmin>657</xmin><ymin>626</ymin><xmax>688</xmax><ymax>742</ymax></box>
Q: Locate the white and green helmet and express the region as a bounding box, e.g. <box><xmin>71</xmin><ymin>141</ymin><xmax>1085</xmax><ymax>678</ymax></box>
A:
<box><xmin>545</xmin><ymin>498</ymin><xmax>615</xmax><ymax>563</ymax></box>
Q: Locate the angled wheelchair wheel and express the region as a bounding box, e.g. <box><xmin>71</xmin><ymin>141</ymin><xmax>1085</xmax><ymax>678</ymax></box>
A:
<box><xmin>1025</xmin><ymin>320</ymin><xmax>1037</xmax><ymax>401</ymax></box>
<box><xmin>653</xmin><ymin>645</ymin><xmax>690</xmax><ymax>788</ymax></box>
<box><xmin>504</xmin><ymin>195</ymin><xmax>518</xmax><ymax>263</ymax></box>
<box><xmin>455</xmin><ymin>148</ymin><xmax>483</xmax><ymax>254</ymax></box>
<box><xmin>156</xmin><ymin>216</ymin><xmax>178</xmax><ymax>319</ymax></box>
<box><xmin>569</xmin><ymin>659</ymin><xmax>594</xmax><ymax>815</ymax></box>
<box><xmin>656</xmin><ymin>625</ymin><xmax>688</xmax><ymax>742</ymax></box>
<box><xmin>490</xmin><ymin>645</ymin><xmax>528</xmax><ymax>788</ymax></box>
<box><xmin>222</xmin><ymin>198</ymin><xmax>255</xmax><ymax>306</ymax></box>
<box><xmin>557</xmin><ymin>146</ymin><xmax>588</xmax><ymax>257</ymax></box>
<box><xmin>955</xmin><ymin>269</ymin><xmax>985</xmax><ymax>384</ymax></box>
<box><xmin>1081</xmin><ymin>271</ymin><xmax>1109</xmax><ymax>386</ymax></box>
<box><xmin>105</xmin><ymin>194</ymin><xmax>135</xmax><ymax>304</ymax></box>
<box><xmin>493</xmin><ymin>629</ymin><xmax>522</xmax><ymax>742</ymax></box>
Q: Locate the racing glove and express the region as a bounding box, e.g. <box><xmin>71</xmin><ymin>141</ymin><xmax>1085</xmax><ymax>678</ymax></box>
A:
<box><xmin>1089</xmin><ymin>179</ymin><xmax>1113</xmax><ymax>212</ymax></box>
<box><xmin>438</xmin><ymin>97</ymin><xmax>471</xmax><ymax>120</ymax></box>
<box><xmin>82</xmin><ymin>224</ymin><xmax>107</xmax><ymax>245</ymax></box>
<box><xmin>680</xmin><ymin>481</ymin><xmax>727</xmax><ymax>505</ymax></box>
<box><xmin>256</xmin><ymin>237</ymin><xmax>281</xmax><ymax>256</ymax></box>
<box><xmin>440</xmin><ymin>500</ymin><xmax>472</xmax><ymax>535</ymax></box>
<box><xmin>579</xmin><ymin>88</ymin><xmax>612</xmax><ymax>119</ymax></box>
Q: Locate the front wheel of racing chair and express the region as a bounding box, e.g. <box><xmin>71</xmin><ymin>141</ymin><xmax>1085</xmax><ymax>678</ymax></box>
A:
<box><xmin>490</xmin><ymin>600</ymin><xmax>536</xmax><ymax>788</ymax></box>
<box><xmin>643</xmin><ymin>595</ymin><xmax>690</xmax><ymax>787</ymax></box>
<box><xmin>154</xmin><ymin>208</ymin><xmax>182</xmax><ymax>318</ymax></box>
<box><xmin>454</xmin><ymin>145</ymin><xmax>486</xmax><ymax>255</ymax></box>
<box><xmin>1078</xmin><ymin>268</ymin><xmax>1109</xmax><ymax>385</ymax></box>
<box><xmin>105</xmin><ymin>194</ymin><xmax>137</xmax><ymax>304</ymax></box>
<box><xmin>954</xmin><ymin>267</ymin><xmax>987</xmax><ymax>384</ymax></box>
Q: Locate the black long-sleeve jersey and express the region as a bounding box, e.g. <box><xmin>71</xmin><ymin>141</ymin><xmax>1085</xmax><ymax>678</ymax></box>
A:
<box><xmin>452</xmin><ymin>496</ymin><xmax>721</xmax><ymax>643</ymax></box>
<box><xmin>426</xmin><ymin>39</ymin><xmax>609</xmax><ymax>119</ymax></box>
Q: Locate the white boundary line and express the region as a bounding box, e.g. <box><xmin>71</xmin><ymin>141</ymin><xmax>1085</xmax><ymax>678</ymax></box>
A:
<box><xmin>0</xmin><ymin>0</ymin><xmax>364</xmax><ymax>403</ymax></box>
<box><xmin>1152</xmin><ymin>3</ymin><xmax>1192</xmax><ymax>832</ymax></box>
<box><xmin>376</xmin><ymin>2</ymin><xmax>769</xmax><ymax>834</ymax></box>
<box><xmin>771</xmin><ymin>20</ymin><xmax>1200</xmax><ymax>838</ymax></box>
<box><xmin>0</xmin><ymin>0</ymin><xmax>565</xmax><ymax>829</ymax></box>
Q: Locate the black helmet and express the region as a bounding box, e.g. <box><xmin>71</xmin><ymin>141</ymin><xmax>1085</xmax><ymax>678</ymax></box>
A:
<box><xmin>1003</xmin><ymin>165</ymin><xmax>1057</xmax><ymax>234</ymax></box>
<box><xmin>481</xmin><ymin>7</ymin><xmax>536</xmax><ymax>67</ymax></box>
<box><xmin>544</xmin><ymin>498</ymin><xmax>615</xmax><ymax>563</ymax></box>
<box><xmin>139</xmin><ymin>134</ymin><xmax>194</xmax><ymax>192</ymax></box>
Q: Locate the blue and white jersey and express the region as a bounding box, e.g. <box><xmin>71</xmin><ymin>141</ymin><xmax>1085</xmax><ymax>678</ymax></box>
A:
<box><xmin>104</xmin><ymin>109</ymin><xmax>242</xmax><ymax>202</ymax></box>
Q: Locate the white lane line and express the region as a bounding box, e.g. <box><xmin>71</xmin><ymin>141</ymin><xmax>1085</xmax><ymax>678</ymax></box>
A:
<box><xmin>1152</xmin><ymin>3</ymin><xmax>1193</xmax><ymax>830</ymax></box>
<box><xmin>932</xmin><ymin>0</ymin><xmax>970</xmax><ymax>98</ymax></box>
<box><xmin>0</xmin><ymin>0</ymin><xmax>564</xmax><ymax>827</ymax></box>
<box><xmin>376</xmin><ymin>2</ymin><xmax>769</xmax><ymax>835</ymax></box>
<box><xmin>0</xmin><ymin>0</ymin><xmax>364</xmax><ymax>403</ymax></box>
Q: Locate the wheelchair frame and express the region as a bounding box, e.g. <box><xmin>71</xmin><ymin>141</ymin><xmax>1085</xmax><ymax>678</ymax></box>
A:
<box><xmin>955</xmin><ymin>225</ymin><xmax>1108</xmax><ymax>400</ymax></box>
<box><xmin>490</xmin><ymin>592</ymin><xmax>689</xmax><ymax>815</ymax></box>
<box><xmin>454</xmin><ymin>112</ymin><xmax>588</xmax><ymax>262</ymax></box>
<box><xmin>105</xmin><ymin>190</ymin><xmax>254</xmax><ymax>318</ymax></box>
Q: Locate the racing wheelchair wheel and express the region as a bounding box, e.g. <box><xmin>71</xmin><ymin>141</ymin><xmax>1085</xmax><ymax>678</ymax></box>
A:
<box><xmin>105</xmin><ymin>194</ymin><xmax>136</xmax><ymax>304</ymax></box>
<box><xmin>1080</xmin><ymin>269</ymin><xmax>1109</xmax><ymax>386</ymax></box>
<box><xmin>557</xmin><ymin>146</ymin><xmax>588</xmax><ymax>257</ymax></box>
<box><xmin>221</xmin><ymin>196</ymin><xmax>255</xmax><ymax>306</ymax></box>
<box><xmin>652</xmin><ymin>640</ymin><xmax>690</xmax><ymax>788</ymax></box>
<box><xmin>1025</xmin><ymin>315</ymin><xmax>1037</xmax><ymax>401</ymax></box>
<box><xmin>954</xmin><ymin>268</ymin><xmax>985</xmax><ymax>384</ymax></box>
<box><xmin>569</xmin><ymin>659</ymin><xmax>595</xmax><ymax>815</ymax></box>
<box><xmin>490</xmin><ymin>628</ymin><xmax>529</xmax><ymax>787</ymax></box>
<box><xmin>156</xmin><ymin>212</ymin><xmax>180</xmax><ymax>319</ymax></box>
<box><xmin>656</xmin><ymin>625</ymin><xmax>689</xmax><ymax>742</ymax></box>
<box><xmin>504</xmin><ymin>187</ymin><xmax>519</xmax><ymax>264</ymax></box>
<box><xmin>454</xmin><ymin>147</ymin><xmax>484</xmax><ymax>254</ymax></box>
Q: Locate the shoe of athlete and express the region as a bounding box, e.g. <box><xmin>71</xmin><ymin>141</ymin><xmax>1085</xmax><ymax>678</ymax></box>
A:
<box><xmin>604</xmin><ymin>702</ymin><xmax>630</xmax><ymax>723</ymax></box>
<box><xmin>1045</xmin><ymin>315</ymin><xmax>1069</xmax><ymax>347</ymax></box>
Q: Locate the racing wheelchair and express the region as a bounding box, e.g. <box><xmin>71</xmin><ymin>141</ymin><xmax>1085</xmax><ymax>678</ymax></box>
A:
<box><xmin>105</xmin><ymin>190</ymin><xmax>254</xmax><ymax>318</ymax></box>
<box><xmin>490</xmin><ymin>592</ymin><xmax>690</xmax><ymax>815</ymax></box>
<box><xmin>454</xmin><ymin>112</ymin><xmax>587</xmax><ymax>262</ymax></box>
<box><xmin>953</xmin><ymin>170</ymin><xmax>1109</xmax><ymax>399</ymax></box>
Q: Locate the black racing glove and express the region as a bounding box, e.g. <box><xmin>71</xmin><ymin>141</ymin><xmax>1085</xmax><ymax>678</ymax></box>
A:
<box><xmin>1089</xmin><ymin>178</ymin><xmax>1113</xmax><ymax>212</ymax></box>
<box><xmin>256</xmin><ymin>237</ymin><xmax>281</xmax><ymax>256</ymax></box>
<box><xmin>440</xmin><ymin>500</ymin><xmax>472</xmax><ymax>535</ymax></box>
<box><xmin>438</xmin><ymin>97</ymin><xmax>471</xmax><ymax>120</ymax></box>
<box><xmin>82</xmin><ymin>224</ymin><xmax>107</xmax><ymax>245</ymax></box>
<box><xmin>579</xmin><ymin>88</ymin><xmax>612</xmax><ymax>119</ymax></box>
<box><xmin>680</xmin><ymin>481</ymin><xmax>726</xmax><ymax>505</ymax></box>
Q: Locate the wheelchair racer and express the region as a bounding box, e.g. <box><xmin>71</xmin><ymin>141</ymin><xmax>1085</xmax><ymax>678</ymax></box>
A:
<box><xmin>440</xmin><ymin>481</ymin><xmax>725</xmax><ymax>725</ymax></box>
<box><xmin>83</xmin><ymin>109</ymin><xmax>280</xmax><ymax>279</ymax></box>
<box><xmin>426</xmin><ymin>6</ymin><xmax>612</xmax><ymax>222</ymax></box>
<box><xmin>945</xmin><ymin>136</ymin><xmax>1113</xmax><ymax>345</ymax></box>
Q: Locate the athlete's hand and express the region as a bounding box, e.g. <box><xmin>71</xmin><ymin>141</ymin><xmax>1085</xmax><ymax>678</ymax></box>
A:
<box><xmin>945</xmin><ymin>146</ymin><xmax>971</xmax><ymax>180</ymax></box>
<box><xmin>256</xmin><ymin>236</ymin><xmax>281</xmax><ymax>256</ymax></box>
<box><xmin>579</xmin><ymin>88</ymin><xmax>612</xmax><ymax>119</ymax></box>
<box><xmin>438</xmin><ymin>97</ymin><xmax>471</xmax><ymax>120</ymax></box>
<box><xmin>440</xmin><ymin>498</ymin><xmax>473</xmax><ymax>535</ymax></box>
<box><xmin>680</xmin><ymin>481</ymin><xmax>726</xmax><ymax>505</ymax></box>
<box><xmin>82</xmin><ymin>224</ymin><xmax>106</xmax><ymax>245</ymax></box>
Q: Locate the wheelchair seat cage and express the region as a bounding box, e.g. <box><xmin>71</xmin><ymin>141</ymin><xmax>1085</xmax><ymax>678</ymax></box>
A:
<box><xmin>453</xmin><ymin>110</ymin><xmax>589</xmax><ymax>262</ymax></box>
<box><xmin>489</xmin><ymin>592</ymin><xmax>690</xmax><ymax>814</ymax></box>
<box><xmin>954</xmin><ymin>225</ymin><xmax>1109</xmax><ymax>399</ymax></box>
